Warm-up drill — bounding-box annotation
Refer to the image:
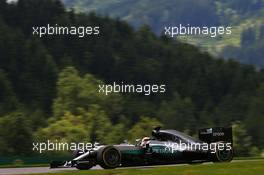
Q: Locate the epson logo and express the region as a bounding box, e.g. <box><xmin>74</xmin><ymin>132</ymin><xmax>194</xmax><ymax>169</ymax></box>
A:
<box><xmin>213</xmin><ymin>132</ymin><xmax>224</xmax><ymax>136</ymax></box>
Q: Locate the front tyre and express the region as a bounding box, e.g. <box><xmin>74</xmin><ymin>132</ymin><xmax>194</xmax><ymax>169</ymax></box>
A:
<box><xmin>76</xmin><ymin>162</ymin><xmax>94</xmax><ymax>170</ymax></box>
<box><xmin>97</xmin><ymin>146</ymin><xmax>121</xmax><ymax>169</ymax></box>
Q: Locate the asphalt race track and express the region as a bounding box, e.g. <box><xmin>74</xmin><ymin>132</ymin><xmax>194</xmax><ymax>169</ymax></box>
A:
<box><xmin>0</xmin><ymin>160</ymin><xmax>260</xmax><ymax>175</ymax></box>
<box><xmin>0</xmin><ymin>167</ymin><xmax>77</xmax><ymax>175</ymax></box>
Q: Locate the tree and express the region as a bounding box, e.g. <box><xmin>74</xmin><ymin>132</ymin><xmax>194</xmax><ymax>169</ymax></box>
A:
<box><xmin>0</xmin><ymin>112</ymin><xmax>33</xmax><ymax>155</ymax></box>
<box><xmin>232</xmin><ymin>121</ymin><xmax>257</xmax><ymax>156</ymax></box>
<box><xmin>53</xmin><ymin>67</ymin><xmax>123</xmax><ymax>121</ymax></box>
<box><xmin>36</xmin><ymin>105</ymin><xmax>124</xmax><ymax>144</ymax></box>
<box><xmin>105</xmin><ymin>123</ymin><xmax>126</xmax><ymax>144</ymax></box>
<box><xmin>245</xmin><ymin>83</ymin><xmax>264</xmax><ymax>148</ymax></box>
<box><xmin>157</xmin><ymin>94</ymin><xmax>196</xmax><ymax>135</ymax></box>
<box><xmin>35</xmin><ymin>111</ymin><xmax>88</xmax><ymax>143</ymax></box>
<box><xmin>52</xmin><ymin>67</ymin><xmax>83</xmax><ymax>117</ymax></box>
<box><xmin>79</xmin><ymin>105</ymin><xmax>112</xmax><ymax>143</ymax></box>
<box><xmin>16</xmin><ymin>0</ymin><xmax>65</xmax><ymax>35</ymax></box>
<box><xmin>0</xmin><ymin>69</ymin><xmax>18</xmax><ymax>115</ymax></box>
<box><xmin>20</xmin><ymin>38</ymin><xmax>58</xmax><ymax>111</ymax></box>
<box><xmin>0</xmin><ymin>0</ymin><xmax>6</xmax><ymax>17</ymax></box>
<box><xmin>128</xmin><ymin>117</ymin><xmax>163</xmax><ymax>141</ymax></box>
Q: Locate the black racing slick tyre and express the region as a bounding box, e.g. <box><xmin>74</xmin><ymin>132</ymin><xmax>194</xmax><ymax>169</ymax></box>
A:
<box><xmin>97</xmin><ymin>146</ymin><xmax>121</xmax><ymax>169</ymax></box>
<box><xmin>76</xmin><ymin>162</ymin><xmax>94</xmax><ymax>170</ymax></box>
<box><xmin>212</xmin><ymin>142</ymin><xmax>234</xmax><ymax>162</ymax></box>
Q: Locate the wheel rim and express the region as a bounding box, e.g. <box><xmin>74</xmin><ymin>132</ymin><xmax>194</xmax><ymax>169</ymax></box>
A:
<box><xmin>218</xmin><ymin>149</ymin><xmax>232</xmax><ymax>161</ymax></box>
<box><xmin>103</xmin><ymin>148</ymin><xmax>120</xmax><ymax>167</ymax></box>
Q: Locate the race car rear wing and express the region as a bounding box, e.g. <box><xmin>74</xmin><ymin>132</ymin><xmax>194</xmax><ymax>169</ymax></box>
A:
<box><xmin>198</xmin><ymin>127</ymin><xmax>233</xmax><ymax>144</ymax></box>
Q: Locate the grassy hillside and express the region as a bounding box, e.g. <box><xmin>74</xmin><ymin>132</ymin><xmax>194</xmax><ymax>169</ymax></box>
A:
<box><xmin>63</xmin><ymin>0</ymin><xmax>264</xmax><ymax>66</ymax></box>
<box><xmin>178</xmin><ymin>10</ymin><xmax>264</xmax><ymax>56</ymax></box>
<box><xmin>63</xmin><ymin>0</ymin><xmax>219</xmax><ymax>30</ymax></box>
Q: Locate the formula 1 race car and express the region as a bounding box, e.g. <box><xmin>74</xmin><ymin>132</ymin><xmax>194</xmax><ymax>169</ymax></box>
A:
<box><xmin>50</xmin><ymin>127</ymin><xmax>233</xmax><ymax>170</ymax></box>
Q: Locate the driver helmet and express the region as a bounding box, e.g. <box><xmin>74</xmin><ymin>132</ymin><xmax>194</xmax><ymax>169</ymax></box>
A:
<box><xmin>140</xmin><ymin>137</ymin><xmax>150</xmax><ymax>147</ymax></box>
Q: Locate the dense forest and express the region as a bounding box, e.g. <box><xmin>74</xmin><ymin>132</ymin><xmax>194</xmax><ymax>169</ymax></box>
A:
<box><xmin>0</xmin><ymin>0</ymin><xmax>263</xmax><ymax>157</ymax></box>
<box><xmin>63</xmin><ymin>0</ymin><xmax>264</xmax><ymax>67</ymax></box>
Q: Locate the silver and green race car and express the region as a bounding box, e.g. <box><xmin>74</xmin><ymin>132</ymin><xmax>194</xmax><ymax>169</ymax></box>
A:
<box><xmin>50</xmin><ymin>127</ymin><xmax>233</xmax><ymax>170</ymax></box>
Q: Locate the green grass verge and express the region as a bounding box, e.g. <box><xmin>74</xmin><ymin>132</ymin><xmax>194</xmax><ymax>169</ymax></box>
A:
<box><xmin>32</xmin><ymin>160</ymin><xmax>264</xmax><ymax>175</ymax></box>
<box><xmin>234</xmin><ymin>156</ymin><xmax>264</xmax><ymax>160</ymax></box>
<box><xmin>0</xmin><ymin>164</ymin><xmax>48</xmax><ymax>168</ymax></box>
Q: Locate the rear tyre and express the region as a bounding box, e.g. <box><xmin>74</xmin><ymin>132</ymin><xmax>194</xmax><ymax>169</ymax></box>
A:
<box><xmin>97</xmin><ymin>146</ymin><xmax>121</xmax><ymax>169</ymax></box>
<box><xmin>212</xmin><ymin>142</ymin><xmax>233</xmax><ymax>162</ymax></box>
